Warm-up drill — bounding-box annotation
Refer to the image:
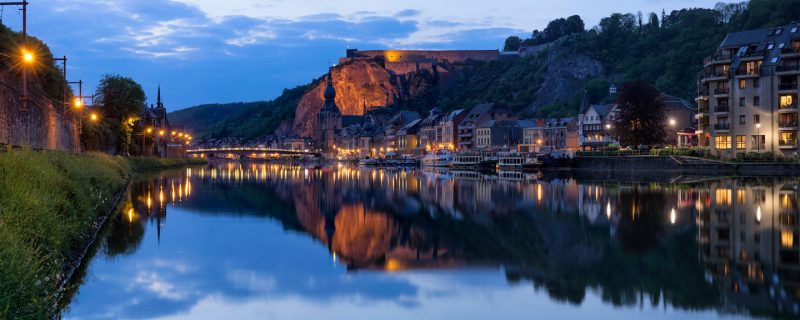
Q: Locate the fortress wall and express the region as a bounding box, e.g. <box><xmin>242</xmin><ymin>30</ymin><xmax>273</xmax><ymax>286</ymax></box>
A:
<box><xmin>349</xmin><ymin>50</ymin><xmax>500</xmax><ymax>63</ymax></box>
<box><xmin>0</xmin><ymin>71</ymin><xmax>80</xmax><ymax>153</ymax></box>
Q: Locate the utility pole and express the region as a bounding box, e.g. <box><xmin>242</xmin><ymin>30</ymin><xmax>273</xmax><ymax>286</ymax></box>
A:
<box><xmin>0</xmin><ymin>1</ymin><xmax>29</xmax><ymax>111</ymax></box>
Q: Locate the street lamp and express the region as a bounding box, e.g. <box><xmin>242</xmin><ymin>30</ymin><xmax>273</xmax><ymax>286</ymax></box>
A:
<box><xmin>669</xmin><ymin>119</ymin><xmax>676</xmax><ymax>127</ymax></box>
<box><xmin>756</xmin><ymin>123</ymin><xmax>762</xmax><ymax>150</ymax></box>
<box><xmin>89</xmin><ymin>112</ymin><xmax>98</xmax><ymax>122</ymax></box>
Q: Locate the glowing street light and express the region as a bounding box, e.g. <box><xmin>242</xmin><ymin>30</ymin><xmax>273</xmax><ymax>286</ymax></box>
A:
<box><xmin>73</xmin><ymin>98</ymin><xmax>82</xmax><ymax>108</ymax></box>
<box><xmin>89</xmin><ymin>112</ymin><xmax>98</xmax><ymax>122</ymax></box>
<box><xmin>605</xmin><ymin>123</ymin><xmax>612</xmax><ymax>130</ymax></box>
<box><xmin>21</xmin><ymin>49</ymin><xmax>33</xmax><ymax>64</ymax></box>
<box><xmin>159</xmin><ymin>130</ymin><xmax>165</xmax><ymax>136</ymax></box>
<box><xmin>669</xmin><ymin>119</ymin><xmax>676</xmax><ymax>126</ymax></box>
<box><xmin>146</xmin><ymin>127</ymin><xmax>153</xmax><ymax>134</ymax></box>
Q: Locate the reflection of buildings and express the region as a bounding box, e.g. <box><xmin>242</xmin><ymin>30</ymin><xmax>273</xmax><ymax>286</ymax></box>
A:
<box><xmin>697</xmin><ymin>179</ymin><xmax>800</xmax><ymax>317</ymax></box>
<box><xmin>129</xmin><ymin>170</ymin><xmax>193</xmax><ymax>243</ymax></box>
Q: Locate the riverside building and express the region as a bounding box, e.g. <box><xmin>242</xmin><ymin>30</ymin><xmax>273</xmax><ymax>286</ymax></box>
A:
<box><xmin>698</xmin><ymin>23</ymin><xmax>800</xmax><ymax>158</ymax></box>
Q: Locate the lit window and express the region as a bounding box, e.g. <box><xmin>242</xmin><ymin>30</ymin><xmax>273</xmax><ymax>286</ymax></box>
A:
<box><xmin>739</xmin><ymin>79</ymin><xmax>747</xmax><ymax>89</ymax></box>
<box><xmin>716</xmin><ymin>188</ymin><xmax>732</xmax><ymax>205</ymax></box>
<box><xmin>779</xmin><ymin>42</ymin><xmax>787</xmax><ymax>49</ymax></box>
<box><xmin>736</xmin><ymin>135</ymin><xmax>746</xmax><ymax>149</ymax></box>
<box><xmin>782</xmin><ymin>230</ymin><xmax>794</xmax><ymax>248</ymax></box>
<box><xmin>715</xmin><ymin>135</ymin><xmax>732</xmax><ymax>149</ymax></box>
<box><xmin>771</xmin><ymin>57</ymin><xmax>779</xmax><ymax>64</ymax></box>
<box><xmin>781</xmin><ymin>95</ymin><xmax>795</xmax><ymax>108</ymax></box>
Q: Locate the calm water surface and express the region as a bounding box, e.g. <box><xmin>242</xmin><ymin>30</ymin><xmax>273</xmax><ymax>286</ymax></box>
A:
<box><xmin>60</xmin><ymin>163</ymin><xmax>800</xmax><ymax>319</ymax></box>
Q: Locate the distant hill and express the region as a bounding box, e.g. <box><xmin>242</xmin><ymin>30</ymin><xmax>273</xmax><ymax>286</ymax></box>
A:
<box><xmin>169</xmin><ymin>0</ymin><xmax>800</xmax><ymax>141</ymax></box>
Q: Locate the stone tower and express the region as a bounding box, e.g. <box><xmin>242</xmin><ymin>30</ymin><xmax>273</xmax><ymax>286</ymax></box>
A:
<box><xmin>316</xmin><ymin>74</ymin><xmax>342</xmax><ymax>152</ymax></box>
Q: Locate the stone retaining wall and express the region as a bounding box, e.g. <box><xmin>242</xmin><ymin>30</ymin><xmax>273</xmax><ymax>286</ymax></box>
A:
<box><xmin>573</xmin><ymin>156</ymin><xmax>800</xmax><ymax>176</ymax></box>
<box><xmin>0</xmin><ymin>71</ymin><xmax>79</xmax><ymax>153</ymax></box>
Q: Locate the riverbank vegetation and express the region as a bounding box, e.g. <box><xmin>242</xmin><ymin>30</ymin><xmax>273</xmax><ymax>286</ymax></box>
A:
<box><xmin>0</xmin><ymin>149</ymin><xmax>204</xmax><ymax>318</ymax></box>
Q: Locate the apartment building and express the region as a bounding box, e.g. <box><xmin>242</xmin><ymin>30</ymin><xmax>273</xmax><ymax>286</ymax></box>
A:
<box><xmin>698</xmin><ymin>23</ymin><xmax>800</xmax><ymax>158</ymax></box>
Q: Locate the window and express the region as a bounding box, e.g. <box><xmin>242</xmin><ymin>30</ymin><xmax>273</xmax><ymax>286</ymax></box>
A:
<box><xmin>739</xmin><ymin>115</ymin><xmax>746</xmax><ymax>124</ymax></box>
<box><xmin>781</xmin><ymin>95</ymin><xmax>795</xmax><ymax>108</ymax></box>
<box><xmin>754</xmin><ymin>115</ymin><xmax>760</xmax><ymax>124</ymax></box>
<box><xmin>767</xmin><ymin>43</ymin><xmax>775</xmax><ymax>50</ymax></box>
<box><xmin>715</xmin><ymin>135</ymin><xmax>732</xmax><ymax>149</ymax></box>
<box><xmin>754</xmin><ymin>96</ymin><xmax>760</xmax><ymax>106</ymax></box>
<box><xmin>776</xmin><ymin>28</ymin><xmax>783</xmax><ymax>35</ymax></box>
<box><xmin>739</xmin><ymin>79</ymin><xmax>747</xmax><ymax>89</ymax></box>
<box><xmin>754</xmin><ymin>78</ymin><xmax>760</xmax><ymax>88</ymax></box>
<box><xmin>736</xmin><ymin>135</ymin><xmax>746</xmax><ymax>149</ymax></box>
<box><xmin>793</xmin><ymin>27</ymin><xmax>799</xmax><ymax>33</ymax></box>
<box><xmin>740</xmin><ymin>97</ymin><xmax>746</xmax><ymax>107</ymax></box>
<box><xmin>772</xmin><ymin>57</ymin><xmax>780</xmax><ymax>64</ymax></box>
<box><xmin>780</xmin><ymin>42</ymin><xmax>787</xmax><ymax>49</ymax></box>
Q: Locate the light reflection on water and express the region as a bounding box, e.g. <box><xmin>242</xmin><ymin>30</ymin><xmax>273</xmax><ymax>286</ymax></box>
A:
<box><xmin>60</xmin><ymin>162</ymin><xmax>800</xmax><ymax>319</ymax></box>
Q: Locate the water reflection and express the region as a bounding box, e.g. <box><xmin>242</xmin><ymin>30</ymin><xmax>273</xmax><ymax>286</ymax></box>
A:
<box><xmin>61</xmin><ymin>163</ymin><xmax>800</xmax><ymax>319</ymax></box>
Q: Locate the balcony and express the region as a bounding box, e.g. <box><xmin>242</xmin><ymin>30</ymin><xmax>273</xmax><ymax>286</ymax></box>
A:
<box><xmin>779</xmin><ymin>103</ymin><xmax>798</xmax><ymax>113</ymax></box>
<box><xmin>780</xmin><ymin>139</ymin><xmax>798</xmax><ymax>149</ymax></box>
<box><xmin>701</xmin><ymin>70</ymin><xmax>729</xmax><ymax>81</ymax></box>
<box><xmin>777</xmin><ymin>64</ymin><xmax>800</xmax><ymax>74</ymax></box>
<box><xmin>714</xmin><ymin>105</ymin><xmax>730</xmax><ymax>113</ymax></box>
<box><xmin>704</xmin><ymin>52</ymin><xmax>732</xmax><ymax>66</ymax></box>
<box><xmin>697</xmin><ymin>88</ymin><xmax>710</xmax><ymax>99</ymax></box>
<box><xmin>714</xmin><ymin>87</ymin><xmax>730</xmax><ymax>95</ymax></box>
<box><xmin>714</xmin><ymin>123</ymin><xmax>730</xmax><ymax>131</ymax></box>
<box><xmin>779</xmin><ymin>83</ymin><xmax>799</xmax><ymax>92</ymax></box>
<box><xmin>781</xmin><ymin>46</ymin><xmax>800</xmax><ymax>56</ymax></box>
<box><xmin>779</xmin><ymin>121</ymin><xmax>798</xmax><ymax>129</ymax></box>
<box><xmin>735</xmin><ymin>68</ymin><xmax>759</xmax><ymax>77</ymax></box>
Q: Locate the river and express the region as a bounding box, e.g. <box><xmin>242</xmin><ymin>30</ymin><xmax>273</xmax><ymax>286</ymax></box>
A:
<box><xmin>59</xmin><ymin>162</ymin><xmax>800</xmax><ymax>319</ymax></box>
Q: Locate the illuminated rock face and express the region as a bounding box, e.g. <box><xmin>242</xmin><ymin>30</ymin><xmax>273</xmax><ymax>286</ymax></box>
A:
<box><xmin>293</xmin><ymin>59</ymin><xmax>403</xmax><ymax>137</ymax></box>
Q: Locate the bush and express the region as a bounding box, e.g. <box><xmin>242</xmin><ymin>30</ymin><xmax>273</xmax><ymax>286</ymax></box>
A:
<box><xmin>650</xmin><ymin>147</ymin><xmax>709</xmax><ymax>157</ymax></box>
<box><xmin>734</xmin><ymin>152</ymin><xmax>775</xmax><ymax>162</ymax></box>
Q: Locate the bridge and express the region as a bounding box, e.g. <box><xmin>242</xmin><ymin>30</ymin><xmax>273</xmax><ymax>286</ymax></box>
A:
<box><xmin>186</xmin><ymin>147</ymin><xmax>322</xmax><ymax>159</ymax></box>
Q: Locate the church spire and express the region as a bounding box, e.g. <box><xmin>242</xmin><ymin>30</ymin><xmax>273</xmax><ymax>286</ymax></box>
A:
<box><xmin>156</xmin><ymin>85</ymin><xmax>163</xmax><ymax>109</ymax></box>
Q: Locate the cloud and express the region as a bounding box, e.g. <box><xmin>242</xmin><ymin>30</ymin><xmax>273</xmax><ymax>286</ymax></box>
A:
<box><xmin>32</xmin><ymin>0</ymin><xmax>722</xmax><ymax>109</ymax></box>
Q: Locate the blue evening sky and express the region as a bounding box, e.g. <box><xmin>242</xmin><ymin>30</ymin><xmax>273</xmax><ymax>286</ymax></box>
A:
<box><xmin>12</xmin><ymin>0</ymin><xmax>723</xmax><ymax>111</ymax></box>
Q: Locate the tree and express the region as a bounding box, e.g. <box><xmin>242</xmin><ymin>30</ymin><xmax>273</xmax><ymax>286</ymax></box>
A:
<box><xmin>93</xmin><ymin>74</ymin><xmax>146</xmax><ymax>154</ymax></box>
<box><xmin>504</xmin><ymin>36</ymin><xmax>522</xmax><ymax>51</ymax></box>
<box><xmin>612</xmin><ymin>81</ymin><xmax>666</xmax><ymax>147</ymax></box>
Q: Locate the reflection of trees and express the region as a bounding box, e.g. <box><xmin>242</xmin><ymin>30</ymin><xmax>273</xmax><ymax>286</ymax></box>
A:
<box><xmin>102</xmin><ymin>201</ymin><xmax>144</xmax><ymax>257</ymax></box>
<box><xmin>616</xmin><ymin>189</ymin><xmax>667</xmax><ymax>253</ymax></box>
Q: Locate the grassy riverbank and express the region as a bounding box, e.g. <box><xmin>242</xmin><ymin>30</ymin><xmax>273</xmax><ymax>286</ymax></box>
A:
<box><xmin>0</xmin><ymin>149</ymin><xmax>204</xmax><ymax>319</ymax></box>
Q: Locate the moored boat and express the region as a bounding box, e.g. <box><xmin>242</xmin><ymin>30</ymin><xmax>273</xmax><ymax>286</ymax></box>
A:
<box><xmin>497</xmin><ymin>153</ymin><xmax>541</xmax><ymax>171</ymax></box>
<box><xmin>421</xmin><ymin>150</ymin><xmax>454</xmax><ymax>167</ymax></box>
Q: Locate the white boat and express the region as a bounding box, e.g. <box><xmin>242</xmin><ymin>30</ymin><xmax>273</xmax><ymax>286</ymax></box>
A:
<box><xmin>450</xmin><ymin>153</ymin><xmax>482</xmax><ymax>169</ymax></box>
<box><xmin>421</xmin><ymin>150</ymin><xmax>454</xmax><ymax>167</ymax></box>
<box><xmin>497</xmin><ymin>153</ymin><xmax>541</xmax><ymax>170</ymax></box>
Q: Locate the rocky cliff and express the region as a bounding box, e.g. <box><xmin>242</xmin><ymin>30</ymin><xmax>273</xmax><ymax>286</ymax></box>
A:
<box><xmin>293</xmin><ymin>59</ymin><xmax>404</xmax><ymax>137</ymax></box>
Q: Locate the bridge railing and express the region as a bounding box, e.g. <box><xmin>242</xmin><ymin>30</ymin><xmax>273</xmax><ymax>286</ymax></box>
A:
<box><xmin>186</xmin><ymin>147</ymin><xmax>317</xmax><ymax>154</ymax></box>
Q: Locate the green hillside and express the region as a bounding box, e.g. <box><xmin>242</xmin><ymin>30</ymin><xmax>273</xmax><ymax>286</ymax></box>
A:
<box><xmin>170</xmin><ymin>0</ymin><xmax>800</xmax><ymax>140</ymax></box>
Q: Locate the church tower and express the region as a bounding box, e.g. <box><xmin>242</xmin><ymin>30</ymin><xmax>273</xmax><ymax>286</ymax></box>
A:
<box><xmin>316</xmin><ymin>74</ymin><xmax>342</xmax><ymax>152</ymax></box>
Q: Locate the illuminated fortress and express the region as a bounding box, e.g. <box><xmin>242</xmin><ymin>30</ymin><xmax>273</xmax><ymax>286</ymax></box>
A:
<box><xmin>340</xmin><ymin>49</ymin><xmax>501</xmax><ymax>76</ymax></box>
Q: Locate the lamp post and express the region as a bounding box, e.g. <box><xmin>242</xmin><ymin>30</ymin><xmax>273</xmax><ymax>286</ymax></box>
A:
<box><xmin>0</xmin><ymin>2</ymin><xmax>29</xmax><ymax>110</ymax></box>
<box><xmin>669</xmin><ymin>118</ymin><xmax>677</xmax><ymax>146</ymax></box>
<box><xmin>756</xmin><ymin>123</ymin><xmax>762</xmax><ymax>151</ymax></box>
